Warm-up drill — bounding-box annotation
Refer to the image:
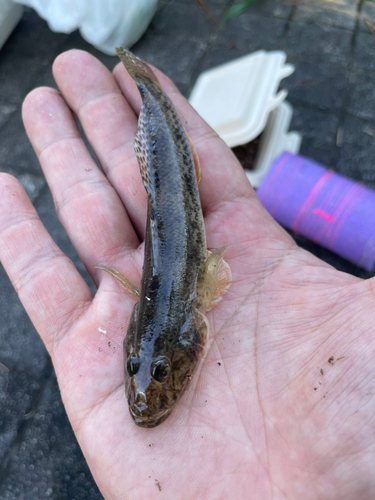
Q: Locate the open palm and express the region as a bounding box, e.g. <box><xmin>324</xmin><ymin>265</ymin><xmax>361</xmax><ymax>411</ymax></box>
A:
<box><xmin>0</xmin><ymin>50</ymin><xmax>374</xmax><ymax>500</ymax></box>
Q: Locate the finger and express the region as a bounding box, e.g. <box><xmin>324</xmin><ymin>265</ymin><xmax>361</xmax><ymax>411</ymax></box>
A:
<box><xmin>52</xmin><ymin>50</ymin><xmax>147</xmax><ymax>239</ymax></box>
<box><xmin>113</xmin><ymin>61</ymin><xmax>254</xmax><ymax>216</ymax></box>
<box><xmin>0</xmin><ymin>174</ymin><xmax>92</xmax><ymax>352</ymax></box>
<box><xmin>22</xmin><ymin>87</ymin><xmax>140</xmax><ymax>285</ymax></box>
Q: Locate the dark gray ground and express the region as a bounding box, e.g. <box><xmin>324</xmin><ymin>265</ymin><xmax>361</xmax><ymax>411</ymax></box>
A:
<box><xmin>0</xmin><ymin>0</ymin><xmax>374</xmax><ymax>498</ymax></box>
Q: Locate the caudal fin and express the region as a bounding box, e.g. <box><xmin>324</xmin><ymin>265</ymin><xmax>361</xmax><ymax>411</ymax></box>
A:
<box><xmin>115</xmin><ymin>47</ymin><xmax>161</xmax><ymax>92</ymax></box>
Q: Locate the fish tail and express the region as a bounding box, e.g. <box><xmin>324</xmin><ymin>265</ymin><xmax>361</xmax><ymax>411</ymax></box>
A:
<box><xmin>115</xmin><ymin>47</ymin><xmax>161</xmax><ymax>93</ymax></box>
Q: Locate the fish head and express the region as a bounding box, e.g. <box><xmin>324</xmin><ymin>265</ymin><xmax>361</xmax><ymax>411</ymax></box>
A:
<box><xmin>124</xmin><ymin>308</ymin><xmax>208</xmax><ymax>428</ymax></box>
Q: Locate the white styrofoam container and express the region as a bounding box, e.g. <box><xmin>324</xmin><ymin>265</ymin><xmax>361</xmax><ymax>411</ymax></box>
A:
<box><xmin>246</xmin><ymin>101</ymin><xmax>302</xmax><ymax>188</ymax></box>
<box><xmin>0</xmin><ymin>0</ymin><xmax>23</xmax><ymax>51</ymax></box>
<box><xmin>189</xmin><ymin>50</ymin><xmax>294</xmax><ymax>148</ymax></box>
<box><xmin>189</xmin><ymin>51</ymin><xmax>301</xmax><ymax>186</ymax></box>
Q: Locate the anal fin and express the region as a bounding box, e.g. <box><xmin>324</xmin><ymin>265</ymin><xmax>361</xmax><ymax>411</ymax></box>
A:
<box><xmin>186</xmin><ymin>131</ymin><xmax>201</xmax><ymax>185</ymax></box>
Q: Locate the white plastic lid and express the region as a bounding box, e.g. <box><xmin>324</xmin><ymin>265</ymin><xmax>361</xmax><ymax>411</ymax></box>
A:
<box><xmin>189</xmin><ymin>51</ymin><xmax>294</xmax><ymax>148</ymax></box>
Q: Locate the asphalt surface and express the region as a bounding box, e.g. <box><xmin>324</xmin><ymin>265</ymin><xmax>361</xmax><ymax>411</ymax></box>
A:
<box><xmin>0</xmin><ymin>0</ymin><xmax>374</xmax><ymax>498</ymax></box>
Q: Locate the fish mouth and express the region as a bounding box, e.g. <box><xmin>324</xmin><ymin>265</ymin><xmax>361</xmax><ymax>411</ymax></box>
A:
<box><xmin>129</xmin><ymin>407</ymin><xmax>171</xmax><ymax>428</ymax></box>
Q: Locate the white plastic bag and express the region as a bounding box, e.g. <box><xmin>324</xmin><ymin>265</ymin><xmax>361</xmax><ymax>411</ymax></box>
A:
<box><xmin>12</xmin><ymin>0</ymin><xmax>158</xmax><ymax>54</ymax></box>
<box><xmin>0</xmin><ymin>0</ymin><xmax>23</xmax><ymax>51</ymax></box>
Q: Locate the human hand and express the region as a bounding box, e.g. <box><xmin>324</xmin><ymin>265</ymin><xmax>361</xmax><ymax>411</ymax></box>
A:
<box><xmin>0</xmin><ymin>50</ymin><xmax>373</xmax><ymax>499</ymax></box>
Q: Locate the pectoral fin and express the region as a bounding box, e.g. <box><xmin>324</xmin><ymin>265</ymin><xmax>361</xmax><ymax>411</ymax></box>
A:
<box><xmin>95</xmin><ymin>266</ymin><xmax>140</xmax><ymax>299</ymax></box>
<box><xmin>194</xmin><ymin>247</ymin><xmax>231</xmax><ymax>313</ymax></box>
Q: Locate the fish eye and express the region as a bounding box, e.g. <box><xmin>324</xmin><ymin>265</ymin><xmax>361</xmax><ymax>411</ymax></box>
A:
<box><xmin>151</xmin><ymin>357</ymin><xmax>171</xmax><ymax>383</ymax></box>
<box><xmin>127</xmin><ymin>356</ymin><xmax>140</xmax><ymax>377</ymax></box>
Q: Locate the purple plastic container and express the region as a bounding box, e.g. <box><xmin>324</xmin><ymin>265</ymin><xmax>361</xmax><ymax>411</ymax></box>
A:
<box><xmin>257</xmin><ymin>152</ymin><xmax>375</xmax><ymax>271</ymax></box>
